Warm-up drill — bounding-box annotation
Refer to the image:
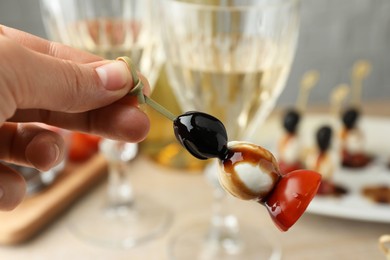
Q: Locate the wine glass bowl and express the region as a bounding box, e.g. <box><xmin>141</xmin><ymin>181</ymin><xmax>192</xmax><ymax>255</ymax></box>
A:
<box><xmin>160</xmin><ymin>0</ymin><xmax>300</xmax><ymax>259</ymax></box>
<box><xmin>162</xmin><ymin>0</ymin><xmax>300</xmax><ymax>140</ymax></box>
<box><xmin>40</xmin><ymin>0</ymin><xmax>170</xmax><ymax>249</ymax></box>
<box><xmin>40</xmin><ymin>0</ymin><xmax>163</xmax><ymax>87</ymax></box>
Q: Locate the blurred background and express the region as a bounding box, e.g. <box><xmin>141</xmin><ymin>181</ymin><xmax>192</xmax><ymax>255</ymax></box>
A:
<box><xmin>1</xmin><ymin>0</ymin><xmax>389</xmax><ymax>107</ymax></box>
<box><xmin>0</xmin><ymin>1</ymin><xmax>390</xmax><ymax>259</ymax></box>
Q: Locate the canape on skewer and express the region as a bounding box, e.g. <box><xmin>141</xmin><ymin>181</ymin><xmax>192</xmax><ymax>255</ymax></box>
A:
<box><xmin>305</xmin><ymin>125</ymin><xmax>346</xmax><ymax>196</ymax></box>
<box><xmin>302</xmin><ymin>85</ymin><xmax>350</xmax><ymax>196</ymax></box>
<box><xmin>278</xmin><ymin>70</ymin><xmax>319</xmax><ymax>174</ymax></box>
<box><xmin>340</xmin><ymin>60</ymin><xmax>373</xmax><ymax>168</ymax></box>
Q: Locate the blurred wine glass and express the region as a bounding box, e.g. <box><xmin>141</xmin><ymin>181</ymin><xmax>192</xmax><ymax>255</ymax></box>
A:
<box><xmin>40</xmin><ymin>0</ymin><xmax>170</xmax><ymax>248</ymax></box>
<box><xmin>160</xmin><ymin>0</ymin><xmax>300</xmax><ymax>259</ymax></box>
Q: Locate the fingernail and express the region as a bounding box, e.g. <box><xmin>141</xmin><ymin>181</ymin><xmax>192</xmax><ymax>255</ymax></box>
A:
<box><xmin>26</xmin><ymin>133</ymin><xmax>64</xmax><ymax>171</ymax></box>
<box><xmin>96</xmin><ymin>61</ymin><xmax>129</xmax><ymax>91</ymax></box>
<box><xmin>0</xmin><ymin>187</ymin><xmax>4</xmax><ymax>200</ymax></box>
<box><xmin>31</xmin><ymin>142</ymin><xmax>61</xmax><ymax>170</ymax></box>
<box><xmin>49</xmin><ymin>143</ymin><xmax>61</xmax><ymax>165</ymax></box>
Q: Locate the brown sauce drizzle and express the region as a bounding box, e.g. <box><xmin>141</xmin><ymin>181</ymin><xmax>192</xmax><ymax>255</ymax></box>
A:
<box><xmin>221</xmin><ymin>143</ymin><xmax>280</xmax><ymax>200</ymax></box>
<box><xmin>362</xmin><ymin>185</ymin><xmax>390</xmax><ymax>204</ymax></box>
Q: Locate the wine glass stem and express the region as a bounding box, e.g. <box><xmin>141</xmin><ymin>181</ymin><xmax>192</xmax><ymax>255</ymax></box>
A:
<box><xmin>107</xmin><ymin>160</ymin><xmax>134</xmax><ymax>208</ymax></box>
<box><xmin>207</xmin><ymin>187</ymin><xmax>242</xmax><ymax>253</ymax></box>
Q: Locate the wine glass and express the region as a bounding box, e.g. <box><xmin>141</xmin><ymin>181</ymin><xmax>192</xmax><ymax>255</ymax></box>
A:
<box><xmin>40</xmin><ymin>0</ymin><xmax>171</xmax><ymax>248</ymax></box>
<box><xmin>160</xmin><ymin>0</ymin><xmax>300</xmax><ymax>259</ymax></box>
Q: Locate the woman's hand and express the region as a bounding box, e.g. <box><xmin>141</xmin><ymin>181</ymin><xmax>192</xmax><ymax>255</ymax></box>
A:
<box><xmin>0</xmin><ymin>25</ymin><xmax>151</xmax><ymax>210</ymax></box>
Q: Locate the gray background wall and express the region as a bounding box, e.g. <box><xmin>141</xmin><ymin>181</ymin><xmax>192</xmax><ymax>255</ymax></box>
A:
<box><xmin>0</xmin><ymin>0</ymin><xmax>389</xmax><ymax>108</ymax></box>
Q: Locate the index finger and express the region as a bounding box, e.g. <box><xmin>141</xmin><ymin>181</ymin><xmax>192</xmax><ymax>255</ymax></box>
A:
<box><xmin>0</xmin><ymin>25</ymin><xmax>102</xmax><ymax>63</ymax></box>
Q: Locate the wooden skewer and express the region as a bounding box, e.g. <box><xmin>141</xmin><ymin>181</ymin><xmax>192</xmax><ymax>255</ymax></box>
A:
<box><xmin>330</xmin><ymin>84</ymin><xmax>350</xmax><ymax>116</ymax></box>
<box><xmin>118</xmin><ymin>56</ymin><xmax>177</xmax><ymax>121</ymax></box>
<box><xmin>351</xmin><ymin>60</ymin><xmax>372</xmax><ymax>107</ymax></box>
<box><xmin>379</xmin><ymin>235</ymin><xmax>390</xmax><ymax>260</ymax></box>
<box><xmin>296</xmin><ymin>70</ymin><xmax>319</xmax><ymax>112</ymax></box>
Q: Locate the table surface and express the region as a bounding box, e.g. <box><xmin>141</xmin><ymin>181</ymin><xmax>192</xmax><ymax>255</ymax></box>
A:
<box><xmin>0</xmin><ymin>100</ymin><xmax>389</xmax><ymax>260</ymax></box>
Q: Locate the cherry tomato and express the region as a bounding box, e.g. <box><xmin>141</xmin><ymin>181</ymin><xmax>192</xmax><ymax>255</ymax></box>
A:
<box><xmin>278</xmin><ymin>160</ymin><xmax>303</xmax><ymax>176</ymax></box>
<box><xmin>342</xmin><ymin>150</ymin><xmax>372</xmax><ymax>168</ymax></box>
<box><xmin>263</xmin><ymin>169</ymin><xmax>321</xmax><ymax>231</ymax></box>
<box><xmin>316</xmin><ymin>179</ymin><xmax>335</xmax><ymax>195</ymax></box>
<box><xmin>68</xmin><ymin>132</ymin><xmax>101</xmax><ymax>162</ymax></box>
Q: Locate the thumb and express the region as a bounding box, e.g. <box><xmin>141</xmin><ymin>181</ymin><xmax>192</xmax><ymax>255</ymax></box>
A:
<box><xmin>0</xmin><ymin>36</ymin><xmax>135</xmax><ymax>114</ymax></box>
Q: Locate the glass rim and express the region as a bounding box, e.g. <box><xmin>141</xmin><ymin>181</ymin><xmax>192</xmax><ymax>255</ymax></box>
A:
<box><xmin>161</xmin><ymin>0</ymin><xmax>300</xmax><ymax>11</ymax></box>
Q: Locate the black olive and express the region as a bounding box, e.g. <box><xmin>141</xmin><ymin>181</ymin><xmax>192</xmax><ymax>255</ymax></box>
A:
<box><xmin>316</xmin><ymin>125</ymin><xmax>332</xmax><ymax>152</ymax></box>
<box><xmin>283</xmin><ymin>109</ymin><xmax>301</xmax><ymax>134</ymax></box>
<box><xmin>342</xmin><ymin>107</ymin><xmax>360</xmax><ymax>129</ymax></box>
<box><xmin>173</xmin><ymin>111</ymin><xmax>228</xmax><ymax>160</ymax></box>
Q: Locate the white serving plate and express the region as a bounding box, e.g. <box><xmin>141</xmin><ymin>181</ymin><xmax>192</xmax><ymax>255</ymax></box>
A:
<box><xmin>257</xmin><ymin>113</ymin><xmax>390</xmax><ymax>223</ymax></box>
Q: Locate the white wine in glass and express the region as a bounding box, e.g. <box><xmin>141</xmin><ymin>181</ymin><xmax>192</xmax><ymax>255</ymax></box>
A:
<box><xmin>160</xmin><ymin>0</ymin><xmax>300</xmax><ymax>258</ymax></box>
<box><xmin>40</xmin><ymin>0</ymin><xmax>170</xmax><ymax>248</ymax></box>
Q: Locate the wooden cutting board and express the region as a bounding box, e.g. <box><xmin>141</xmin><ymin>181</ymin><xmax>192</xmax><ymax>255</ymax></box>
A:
<box><xmin>0</xmin><ymin>154</ymin><xmax>107</xmax><ymax>245</ymax></box>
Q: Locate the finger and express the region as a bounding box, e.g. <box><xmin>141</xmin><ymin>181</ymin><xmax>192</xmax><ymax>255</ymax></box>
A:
<box><xmin>0</xmin><ymin>35</ymin><xmax>139</xmax><ymax>117</ymax></box>
<box><xmin>0</xmin><ymin>123</ymin><xmax>66</xmax><ymax>171</ymax></box>
<box><xmin>0</xmin><ymin>163</ymin><xmax>26</xmax><ymax>211</ymax></box>
<box><xmin>0</xmin><ymin>25</ymin><xmax>151</xmax><ymax>94</ymax></box>
<box><xmin>0</xmin><ymin>25</ymin><xmax>102</xmax><ymax>63</ymax></box>
<box><xmin>9</xmin><ymin>96</ymin><xmax>150</xmax><ymax>143</ymax></box>
<box><xmin>0</xmin><ymin>26</ymin><xmax>151</xmax><ymax>97</ymax></box>
<box><xmin>138</xmin><ymin>73</ymin><xmax>152</xmax><ymax>96</ymax></box>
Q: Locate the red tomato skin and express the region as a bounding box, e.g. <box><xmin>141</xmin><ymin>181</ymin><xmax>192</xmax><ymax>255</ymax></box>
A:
<box><xmin>342</xmin><ymin>149</ymin><xmax>372</xmax><ymax>168</ymax></box>
<box><xmin>68</xmin><ymin>132</ymin><xmax>101</xmax><ymax>162</ymax></box>
<box><xmin>278</xmin><ymin>160</ymin><xmax>303</xmax><ymax>176</ymax></box>
<box><xmin>263</xmin><ymin>170</ymin><xmax>321</xmax><ymax>231</ymax></box>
